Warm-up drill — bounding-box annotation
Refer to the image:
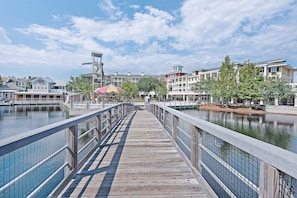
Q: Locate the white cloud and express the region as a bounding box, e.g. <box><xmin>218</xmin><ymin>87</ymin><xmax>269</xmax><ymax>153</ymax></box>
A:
<box><xmin>1</xmin><ymin>0</ymin><xmax>297</xmax><ymax>80</ymax></box>
<box><xmin>52</xmin><ymin>14</ymin><xmax>61</xmax><ymax>21</ymax></box>
<box><xmin>173</xmin><ymin>0</ymin><xmax>294</xmax><ymax>49</ymax></box>
<box><xmin>70</xmin><ymin>6</ymin><xmax>174</xmax><ymax>45</ymax></box>
<box><xmin>98</xmin><ymin>0</ymin><xmax>123</xmax><ymax>20</ymax></box>
<box><xmin>0</xmin><ymin>27</ymin><xmax>11</xmax><ymax>44</ymax></box>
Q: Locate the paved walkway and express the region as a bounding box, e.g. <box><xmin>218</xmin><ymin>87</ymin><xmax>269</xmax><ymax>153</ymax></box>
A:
<box><xmin>58</xmin><ymin>108</ymin><xmax>215</xmax><ymax>197</ymax></box>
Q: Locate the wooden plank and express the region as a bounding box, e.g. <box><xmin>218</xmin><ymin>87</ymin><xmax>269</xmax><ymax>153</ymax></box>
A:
<box><xmin>58</xmin><ymin>109</ymin><xmax>215</xmax><ymax>198</ymax></box>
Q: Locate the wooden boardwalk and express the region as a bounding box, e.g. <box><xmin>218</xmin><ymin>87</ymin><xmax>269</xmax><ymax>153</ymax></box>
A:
<box><xmin>58</xmin><ymin>108</ymin><xmax>215</xmax><ymax>197</ymax></box>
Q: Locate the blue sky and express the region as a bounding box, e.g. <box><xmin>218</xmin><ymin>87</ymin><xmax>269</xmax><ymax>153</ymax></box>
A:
<box><xmin>0</xmin><ymin>0</ymin><xmax>297</xmax><ymax>80</ymax></box>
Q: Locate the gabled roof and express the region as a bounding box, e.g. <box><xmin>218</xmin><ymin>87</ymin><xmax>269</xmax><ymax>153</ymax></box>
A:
<box><xmin>0</xmin><ymin>80</ymin><xmax>26</xmax><ymax>91</ymax></box>
<box><xmin>32</xmin><ymin>77</ymin><xmax>55</xmax><ymax>84</ymax></box>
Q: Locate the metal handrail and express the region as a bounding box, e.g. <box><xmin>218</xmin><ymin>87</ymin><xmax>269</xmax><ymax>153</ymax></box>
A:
<box><xmin>150</xmin><ymin>104</ymin><xmax>297</xmax><ymax>178</ymax></box>
<box><xmin>148</xmin><ymin>103</ymin><xmax>297</xmax><ymax>197</ymax></box>
<box><xmin>0</xmin><ymin>145</ymin><xmax>68</xmax><ymax>194</ymax></box>
<box><xmin>0</xmin><ymin>102</ymin><xmax>134</xmax><ymax>197</ymax></box>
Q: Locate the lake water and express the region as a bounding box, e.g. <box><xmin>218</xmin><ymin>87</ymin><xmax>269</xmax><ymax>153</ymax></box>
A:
<box><xmin>182</xmin><ymin>109</ymin><xmax>297</xmax><ymax>154</ymax></box>
<box><xmin>0</xmin><ymin>105</ymin><xmax>68</xmax><ymax>139</ymax></box>
<box><xmin>0</xmin><ymin>105</ymin><xmax>68</xmax><ymax>197</ymax></box>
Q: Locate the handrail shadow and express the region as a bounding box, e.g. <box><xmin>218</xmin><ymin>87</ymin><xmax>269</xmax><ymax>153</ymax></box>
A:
<box><xmin>61</xmin><ymin>110</ymin><xmax>136</xmax><ymax>197</ymax></box>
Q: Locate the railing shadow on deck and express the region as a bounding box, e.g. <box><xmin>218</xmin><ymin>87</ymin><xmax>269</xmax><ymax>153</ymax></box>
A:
<box><xmin>60</xmin><ymin>111</ymin><xmax>136</xmax><ymax>197</ymax></box>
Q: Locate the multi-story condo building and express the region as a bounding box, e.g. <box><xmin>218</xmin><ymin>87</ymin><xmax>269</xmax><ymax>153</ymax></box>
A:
<box><xmin>164</xmin><ymin>65</ymin><xmax>188</xmax><ymax>98</ymax></box>
<box><xmin>106</xmin><ymin>72</ymin><xmax>149</xmax><ymax>86</ymax></box>
<box><xmin>164</xmin><ymin>65</ymin><xmax>220</xmax><ymax>102</ymax></box>
<box><xmin>164</xmin><ymin>59</ymin><xmax>296</xmax><ymax>105</ymax></box>
<box><xmin>255</xmin><ymin>59</ymin><xmax>295</xmax><ymax>83</ymax></box>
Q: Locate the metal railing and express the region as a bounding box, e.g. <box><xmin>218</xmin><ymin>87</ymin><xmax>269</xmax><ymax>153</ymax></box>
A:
<box><xmin>148</xmin><ymin>103</ymin><xmax>297</xmax><ymax>198</ymax></box>
<box><xmin>0</xmin><ymin>102</ymin><xmax>134</xmax><ymax>197</ymax></box>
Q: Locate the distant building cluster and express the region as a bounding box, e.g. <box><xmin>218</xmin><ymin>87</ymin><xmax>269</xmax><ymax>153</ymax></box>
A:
<box><xmin>0</xmin><ymin>77</ymin><xmax>67</xmax><ymax>105</ymax></box>
<box><xmin>0</xmin><ymin>58</ymin><xmax>296</xmax><ymax>105</ymax></box>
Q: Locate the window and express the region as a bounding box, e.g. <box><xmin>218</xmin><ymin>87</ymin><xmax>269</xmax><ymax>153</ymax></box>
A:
<box><xmin>271</xmin><ymin>67</ymin><xmax>277</xmax><ymax>73</ymax></box>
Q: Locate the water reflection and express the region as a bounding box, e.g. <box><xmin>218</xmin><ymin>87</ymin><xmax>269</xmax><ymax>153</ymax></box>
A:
<box><xmin>182</xmin><ymin>110</ymin><xmax>297</xmax><ymax>153</ymax></box>
<box><xmin>0</xmin><ymin>105</ymin><xmax>68</xmax><ymax>139</ymax></box>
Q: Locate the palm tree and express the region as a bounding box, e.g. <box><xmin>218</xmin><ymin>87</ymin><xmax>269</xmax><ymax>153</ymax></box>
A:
<box><xmin>67</xmin><ymin>75</ymin><xmax>92</xmax><ymax>100</ymax></box>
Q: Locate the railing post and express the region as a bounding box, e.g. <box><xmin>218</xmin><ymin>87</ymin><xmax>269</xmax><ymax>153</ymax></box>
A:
<box><xmin>259</xmin><ymin>161</ymin><xmax>279</xmax><ymax>198</ymax></box>
<box><xmin>122</xmin><ymin>104</ymin><xmax>125</xmax><ymax>116</ymax></box>
<box><xmin>162</xmin><ymin>109</ymin><xmax>166</xmax><ymax>128</ymax></box>
<box><xmin>66</xmin><ymin>125</ymin><xmax>78</xmax><ymax>174</ymax></box>
<box><xmin>96</xmin><ymin>114</ymin><xmax>102</xmax><ymax>142</ymax></box>
<box><xmin>172</xmin><ymin>115</ymin><xmax>178</xmax><ymax>141</ymax></box>
<box><xmin>191</xmin><ymin>126</ymin><xmax>202</xmax><ymax>172</ymax></box>
<box><xmin>159</xmin><ymin>107</ymin><xmax>162</xmax><ymax>122</ymax></box>
<box><xmin>108</xmin><ymin>109</ymin><xmax>112</xmax><ymax>130</ymax></box>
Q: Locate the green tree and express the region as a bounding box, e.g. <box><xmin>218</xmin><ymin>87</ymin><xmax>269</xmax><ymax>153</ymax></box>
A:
<box><xmin>26</xmin><ymin>76</ymin><xmax>36</xmax><ymax>89</ymax></box>
<box><xmin>263</xmin><ymin>78</ymin><xmax>295</xmax><ymax>105</ymax></box>
<box><xmin>155</xmin><ymin>82</ymin><xmax>167</xmax><ymax>101</ymax></box>
<box><xmin>137</xmin><ymin>77</ymin><xmax>161</xmax><ymax>95</ymax></box>
<box><xmin>67</xmin><ymin>75</ymin><xmax>92</xmax><ymax>100</ymax></box>
<box><xmin>193</xmin><ymin>78</ymin><xmax>215</xmax><ymax>101</ymax></box>
<box><xmin>214</xmin><ymin>55</ymin><xmax>237</xmax><ymax>105</ymax></box>
<box><xmin>236</xmin><ymin>63</ymin><xmax>264</xmax><ymax>105</ymax></box>
<box><xmin>0</xmin><ymin>75</ymin><xmax>2</xmax><ymax>86</ymax></box>
<box><xmin>121</xmin><ymin>81</ymin><xmax>139</xmax><ymax>101</ymax></box>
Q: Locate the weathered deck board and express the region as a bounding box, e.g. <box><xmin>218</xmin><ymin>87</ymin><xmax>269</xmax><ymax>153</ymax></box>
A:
<box><xmin>58</xmin><ymin>108</ymin><xmax>215</xmax><ymax>197</ymax></box>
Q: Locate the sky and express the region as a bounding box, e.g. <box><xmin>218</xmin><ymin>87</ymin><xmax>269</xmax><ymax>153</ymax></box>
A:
<box><xmin>0</xmin><ymin>0</ymin><xmax>297</xmax><ymax>81</ymax></box>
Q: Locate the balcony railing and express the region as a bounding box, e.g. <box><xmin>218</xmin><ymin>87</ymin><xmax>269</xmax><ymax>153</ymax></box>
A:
<box><xmin>148</xmin><ymin>103</ymin><xmax>297</xmax><ymax>197</ymax></box>
<box><xmin>0</xmin><ymin>102</ymin><xmax>134</xmax><ymax>197</ymax></box>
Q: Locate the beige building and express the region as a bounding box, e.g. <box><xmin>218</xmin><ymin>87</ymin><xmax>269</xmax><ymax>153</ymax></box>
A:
<box><xmin>255</xmin><ymin>59</ymin><xmax>295</xmax><ymax>83</ymax></box>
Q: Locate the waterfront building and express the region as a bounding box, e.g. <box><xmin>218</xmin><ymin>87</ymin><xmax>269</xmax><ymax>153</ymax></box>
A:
<box><xmin>255</xmin><ymin>59</ymin><xmax>295</xmax><ymax>82</ymax></box>
<box><xmin>164</xmin><ymin>65</ymin><xmax>220</xmax><ymax>102</ymax></box>
<box><xmin>0</xmin><ymin>77</ymin><xmax>27</xmax><ymax>102</ymax></box>
<box><xmin>164</xmin><ymin>65</ymin><xmax>188</xmax><ymax>100</ymax></box>
<box><xmin>14</xmin><ymin>77</ymin><xmax>67</xmax><ymax>105</ymax></box>
<box><xmin>163</xmin><ymin>59</ymin><xmax>296</xmax><ymax>105</ymax></box>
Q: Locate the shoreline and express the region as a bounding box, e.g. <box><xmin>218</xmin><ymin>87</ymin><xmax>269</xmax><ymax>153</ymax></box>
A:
<box><xmin>199</xmin><ymin>104</ymin><xmax>266</xmax><ymax>115</ymax></box>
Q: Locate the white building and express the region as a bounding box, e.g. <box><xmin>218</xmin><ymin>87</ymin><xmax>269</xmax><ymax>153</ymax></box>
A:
<box><xmin>14</xmin><ymin>77</ymin><xmax>67</xmax><ymax>105</ymax></box>
<box><xmin>164</xmin><ymin>65</ymin><xmax>220</xmax><ymax>102</ymax></box>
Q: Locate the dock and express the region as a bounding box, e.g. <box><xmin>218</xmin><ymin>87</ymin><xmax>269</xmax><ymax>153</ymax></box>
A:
<box><xmin>58</xmin><ymin>108</ymin><xmax>215</xmax><ymax>197</ymax></box>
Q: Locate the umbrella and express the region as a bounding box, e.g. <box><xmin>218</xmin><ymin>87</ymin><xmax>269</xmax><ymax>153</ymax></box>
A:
<box><xmin>94</xmin><ymin>84</ymin><xmax>123</xmax><ymax>95</ymax></box>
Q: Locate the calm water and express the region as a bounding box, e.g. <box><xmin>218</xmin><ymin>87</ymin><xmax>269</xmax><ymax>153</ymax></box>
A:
<box><xmin>182</xmin><ymin>109</ymin><xmax>297</xmax><ymax>153</ymax></box>
<box><xmin>0</xmin><ymin>105</ymin><xmax>68</xmax><ymax>197</ymax></box>
<box><xmin>0</xmin><ymin>105</ymin><xmax>68</xmax><ymax>139</ymax></box>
